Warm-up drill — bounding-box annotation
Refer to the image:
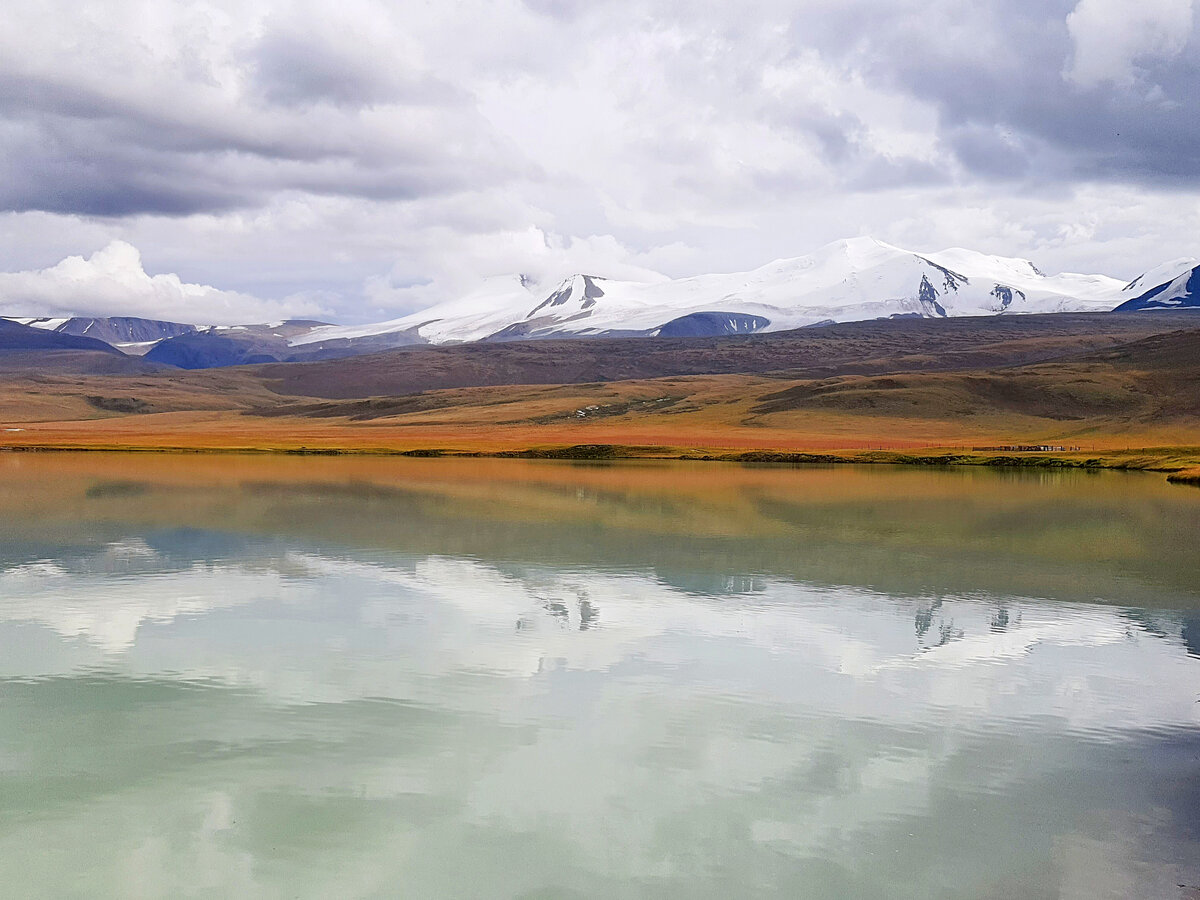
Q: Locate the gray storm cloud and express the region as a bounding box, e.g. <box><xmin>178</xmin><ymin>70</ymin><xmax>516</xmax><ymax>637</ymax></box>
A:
<box><xmin>0</xmin><ymin>0</ymin><xmax>1196</xmax><ymax>322</ymax></box>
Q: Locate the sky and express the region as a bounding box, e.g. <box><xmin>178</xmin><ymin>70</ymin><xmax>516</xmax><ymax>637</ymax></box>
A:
<box><xmin>1</xmin><ymin>0</ymin><xmax>1198</xmax><ymax>324</ymax></box>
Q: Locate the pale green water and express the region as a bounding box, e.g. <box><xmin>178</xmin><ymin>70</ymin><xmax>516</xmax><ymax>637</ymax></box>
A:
<box><xmin>0</xmin><ymin>454</ymin><xmax>1198</xmax><ymax>898</ymax></box>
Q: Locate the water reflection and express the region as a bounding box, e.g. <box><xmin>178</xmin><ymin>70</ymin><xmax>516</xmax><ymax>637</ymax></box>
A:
<box><xmin>1</xmin><ymin>454</ymin><xmax>1199</xmax><ymax>596</ymax></box>
<box><xmin>0</xmin><ymin>455</ymin><xmax>1197</xmax><ymax>898</ymax></box>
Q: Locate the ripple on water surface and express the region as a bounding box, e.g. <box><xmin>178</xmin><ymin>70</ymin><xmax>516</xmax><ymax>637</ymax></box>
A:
<box><xmin>0</xmin><ymin>455</ymin><xmax>1197</xmax><ymax>897</ymax></box>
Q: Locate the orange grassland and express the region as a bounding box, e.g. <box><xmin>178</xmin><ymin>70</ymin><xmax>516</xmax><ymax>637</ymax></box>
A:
<box><xmin>1</xmin><ymin>370</ymin><xmax>1199</xmax><ymax>473</ymax></box>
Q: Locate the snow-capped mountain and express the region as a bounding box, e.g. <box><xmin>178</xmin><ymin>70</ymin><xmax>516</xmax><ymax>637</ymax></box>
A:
<box><xmin>0</xmin><ymin>318</ymin><xmax>124</xmax><ymax>354</ymax></box>
<box><xmin>5</xmin><ymin>238</ymin><xmax>1195</xmax><ymax>370</ymax></box>
<box><xmin>2</xmin><ymin>316</ymin><xmax>334</xmax><ymax>361</ymax></box>
<box><xmin>7</xmin><ymin>316</ymin><xmax>200</xmax><ymax>354</ymax></box>
<box><xmin>141</xmin><ymin>319</ymin><xmax>333</xmax><ymax>367</ymax></box>
<box><xmin>290</xmin><ymin>237</ymin><xmax>1131</xmax><ymax>348</ymax></box>
<box><xmin>292</xmin><ymin>275</ymin><xmax>537</xmax><ymax>347</ymax></box>
<box><xmin>1114</xmin><ymin>258</ymin><xmax>1200</xmax><ymax>311</ymax></box>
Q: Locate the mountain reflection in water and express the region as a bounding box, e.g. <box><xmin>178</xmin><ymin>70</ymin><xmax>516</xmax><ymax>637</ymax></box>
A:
<box><xmin>0</xmin><ymin>454</ymin><xmax>1197</xmax><ymax>898</ymax></box>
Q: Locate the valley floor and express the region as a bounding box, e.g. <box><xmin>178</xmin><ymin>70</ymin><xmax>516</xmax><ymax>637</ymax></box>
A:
<box><xmin>2</xmin><ymin>381</ymin><xmax>1199</xmax><ymax>479</ymax></box>
<box><xmin>2</xmin><ymin>314</ymin><xmax>1198</xmax><ymax>482</ymax></box>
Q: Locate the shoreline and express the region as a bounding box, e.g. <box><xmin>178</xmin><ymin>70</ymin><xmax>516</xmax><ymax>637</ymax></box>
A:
<box><xmin>4</xmin><ymin>440</ymin><xmax>1200</xmax><ymax>483</ymax></box>
<box><xmin>1166</xmin><ymin>467</ymin><xmax>1200</xmax><ymax>486</ymax></box>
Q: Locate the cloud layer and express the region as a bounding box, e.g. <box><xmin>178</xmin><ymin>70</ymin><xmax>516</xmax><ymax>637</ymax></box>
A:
<box><xmin>0</xmin><ymin>0</ymin><xmax>1197</xmax><ymax>322</ymax></box>
<box><xmin>0</xmin><ymin>241</ymin><xmax>325</xmax><ymax>323</ymax></box>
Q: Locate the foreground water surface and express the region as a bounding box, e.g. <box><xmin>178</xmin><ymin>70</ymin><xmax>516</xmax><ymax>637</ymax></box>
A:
<box><xmin>0</xmin><ymin>453</ymin><xmax>1197</xmax><ymax>898</ymax></box>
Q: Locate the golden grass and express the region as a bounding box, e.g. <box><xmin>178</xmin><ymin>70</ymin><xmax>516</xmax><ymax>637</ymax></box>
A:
<box><xmin>2</xmin><ymin>368</ymin><xmax>1199</xmax><ymax>477</ymax></box>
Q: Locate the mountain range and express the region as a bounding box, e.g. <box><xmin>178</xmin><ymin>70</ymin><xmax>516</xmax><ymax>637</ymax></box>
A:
<box><xmin>4</xmin><ymin>237</ymin><xmax>1198</xmax><ymax>369</ymax></box>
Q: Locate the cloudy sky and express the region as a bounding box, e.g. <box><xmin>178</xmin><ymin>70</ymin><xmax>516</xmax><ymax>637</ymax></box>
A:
<box><xmin>1</xmin><ymin>0</ymin><xmax>1198</xmax><ymax>323</ymax></box>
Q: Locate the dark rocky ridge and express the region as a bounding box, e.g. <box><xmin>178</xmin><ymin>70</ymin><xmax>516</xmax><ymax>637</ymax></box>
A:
<box><xmin>0</xmin><ymin>318</ymin><xmax>123</xmax><ymax>354</ymax></box>
<box><xmin>56</xmin><ymin>316</ymin><xmax>197</xmax><ymax>344</ymax></box>
<box><xmin>144</xmin><ymin>322</ymin><xmax>419</xmax><ymax>368</ymax></box>
<box><xmin>1116</xmin><ymin>265</ymin><xmax>1200</xmax><ymax>311</ymax></box>
<box><xmin>244</xmin><ymin>311</ymin><xmax>1200</xmax><ymax>400</ymax></box>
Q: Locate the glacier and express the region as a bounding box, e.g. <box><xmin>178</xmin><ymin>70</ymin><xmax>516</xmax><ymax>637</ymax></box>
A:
<box><xmin>291</xmin><ymin>237</ymin><xmax>1138</xmax><ymax>347</ymax></box>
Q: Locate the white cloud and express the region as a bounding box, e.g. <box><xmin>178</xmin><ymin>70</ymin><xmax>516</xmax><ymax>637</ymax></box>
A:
<box><xmin>0</xmin><ymin>0</ymin><xmax>1197</xmax><ymax>322</ymax></box>
<box><xmin>1065</xmin><ymin>0</ymin><xmax>1195</xmax><ymax>89</ymax></box>
<box><xmin>0</xmin><ymin>241</ymin><xmax>326</xmax><ymax>324</ymax></box>
<box><xmin>360</xmin><ymin>226</ymin><xmax>670</xmax><ymax>314</ymax></box>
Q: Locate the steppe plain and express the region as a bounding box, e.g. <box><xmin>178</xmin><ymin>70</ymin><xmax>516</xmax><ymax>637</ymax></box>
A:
<box><xmin>2</xmin><ymin>312</ymin><xmax>1199</xmax><ymax>482</ymax></box>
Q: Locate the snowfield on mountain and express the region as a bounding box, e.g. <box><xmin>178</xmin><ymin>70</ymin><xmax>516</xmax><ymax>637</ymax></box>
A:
<box><xmin>5</xmin><ymin>238</ymin><xmax>1196</xmax><ymax>367</ymax></box>
<box><xmin>291</xmin><ymin>237</ymin><xmax>1138</xmax><ymax>346</ymax></box>
<box><xmin>1115</xmin><ymin>259</ymin><xmax>1200</xmax><ymax>311</ymax></box>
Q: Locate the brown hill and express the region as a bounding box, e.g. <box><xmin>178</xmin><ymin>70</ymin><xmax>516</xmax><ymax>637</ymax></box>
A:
<box><xmin>0</xmin><ymin>312</ymin><xmax>1198</xmax><ymax>464</ymax></box>
<box><xmin>246</xmin><ymin>312</ymin><xmax>1196</xmax><ymax>399</ymax></box>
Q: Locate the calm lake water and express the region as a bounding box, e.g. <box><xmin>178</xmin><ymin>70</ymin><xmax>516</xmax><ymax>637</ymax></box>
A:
<box><xmin>0</xmin><ymin>453</ymin><xmax>1198</xmax><ymax>898</ymax></box>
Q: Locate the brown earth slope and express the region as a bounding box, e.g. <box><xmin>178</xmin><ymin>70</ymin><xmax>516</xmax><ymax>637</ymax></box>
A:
<box><xmin>0</xmin><ymin>313</ymin><xmax>1197</xmax><ymax>471</ymax></box>
<box><xmin>248</xmin><ymin>312</ymin><xmax>1196</xmax><ymax>398</ymax></box>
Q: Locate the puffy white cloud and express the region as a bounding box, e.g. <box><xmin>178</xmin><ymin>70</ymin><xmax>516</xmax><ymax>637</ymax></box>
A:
<box><xmin>362</xmin><ymin>226</ymin><xmax>671</xmax><ymax>312</ymax></box>
<box><xmin>0</xmin><ymin>241</ymin><xmax>326</xmax><ymax>324</ymax></box>
<box><xmin>0</xmin><ymin>0</ymin><xmax>1197</xmax><ymax>321</ymax></box>
<box><xmin>1065</xmin><ymin>0</ymin><xmax>1195</xmax><ymax>89</ymax></box>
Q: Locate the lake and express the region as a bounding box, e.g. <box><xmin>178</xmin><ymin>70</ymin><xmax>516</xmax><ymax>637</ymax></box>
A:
<box><xmin>0</xmin><ymin>453</ymin><xmax>1197</xmax><ymax>898</ymax></box>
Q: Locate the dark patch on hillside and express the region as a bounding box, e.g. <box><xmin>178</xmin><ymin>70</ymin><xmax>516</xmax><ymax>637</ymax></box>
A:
<box><xmin>245</xmin><ymin>312</ymin><xmax>1194</xmax><ymax>400</ymax></box>
<box><xmin>253</xmin><ymin>394</ymin><xmax>448</xmax><ymax>420</ymax></box>
<box><xmin>0</xmin><ymin>319</ymin><xmax>123</xmax><ymax>354</ymax></box>
<box><xmin>749</xmin><ymin>327</ymin><xmax>1200</xmax><ymax>422</ymax></box>
<box><xmin>146</xmin><ymin>332</ymin><xmax>286</xmax><ymax>368</ymax></box>
<box><xmin>656</xmin><ymin>312</ymin><xmax>770</xmax><ymax>337</ymax></box>
<box><xmin>0</xmin><ymin>350</ymin><xmax>163</xmax><ymax>375</ymax></box>
<box><xmin>85</xmin><ymin>396</ymin><xmax>152</xmax><ymax>414</ymax></box>
<box><xmin>1073</xmin><ymin>326</ymin><xmax>1200</xmax><ymax>369</ymax></box>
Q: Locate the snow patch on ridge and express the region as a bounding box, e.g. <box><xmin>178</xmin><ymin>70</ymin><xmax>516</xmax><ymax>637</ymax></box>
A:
<box><xmin>293</xmin><ymin>237</ymin><xmax>1130</xmax><ymax>347</ymax></box>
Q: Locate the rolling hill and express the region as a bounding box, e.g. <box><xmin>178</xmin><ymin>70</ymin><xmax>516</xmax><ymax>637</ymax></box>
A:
<box><xmin>250</xmin><ymin>311</ymin><xmax>1195</xmax><ymax>399</ymax></box>
<box><xmin>4</xmin><ymin>238</ymin><xmax>1198</xmax><ymax>371</ymax></box>
<box><xmin>0</xmin><ymin>311</ymin><xmax>1197</xmax><ymax>474</ymax></box>
<box><xmin>292</xmin><ymin>237</ymin><xmax>1131</xmax><ymax>348</ymax></box>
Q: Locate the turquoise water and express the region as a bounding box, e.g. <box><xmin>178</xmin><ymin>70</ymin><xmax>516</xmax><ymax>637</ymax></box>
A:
<box><xmin>0</xmin><ymin>454</ymin><xmax>1197</xmax><ymax>898</ymax></box>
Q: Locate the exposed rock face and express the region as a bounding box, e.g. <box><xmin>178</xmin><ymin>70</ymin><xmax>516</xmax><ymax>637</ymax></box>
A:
<box><xmin>0</xmin><ymin>318</ymin><xmax>122</xmax><ymax>353</ymax></box>
<box><xmin>1116</xmin><ymin>265</ymin><xmax>1200</xmax><ymax>311</ymax></box>
<box><xmin>55</xmin><ymin>317</ymin><xmax>197</xmax><ymax>344</ymax></box>
<box><xmin>655</xmin><ymin>312</ymin><xmax>771</xmax><ymax>337</ymax></box>
<box><xmin>144</xmin><ymin>332</ymin><xmax>285</xmax><ymax>369</ymax></box>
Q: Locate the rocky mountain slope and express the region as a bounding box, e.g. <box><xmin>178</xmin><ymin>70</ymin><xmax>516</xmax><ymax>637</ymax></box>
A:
<box><xmin>3</xmin><ymin>238</ymin><xmax>1197</xmax><ymax>369</ymax></box>
<box><xmin>1115</xmin><ymin>260</ymin><xmax>1200</xmax><ymax>311</ymax></box>
<box><xmin>293</xmin><ymin>238</ymin><xmax>1131</xmax><ymax>348</ymax></box>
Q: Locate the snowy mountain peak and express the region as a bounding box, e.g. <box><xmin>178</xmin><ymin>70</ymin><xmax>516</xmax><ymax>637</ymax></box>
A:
<box><xmin>822</xmin><ymin>235</ymin><xmax>903</xmax><ymax>258</ymax></box>
<box><xmin>1120</xmin><ymin>258</ymin><xmax>1199</xmax><ymax>294</ymax></box>
<box><xmin>282</xmin><ymin>238</ymin><xmax>1162</xmax><ymax>348</ymax></box>
<box><xmin>526</xmin><ymin>274</ymin><xmax>607</xmax><ymax>320</ymax></box>
<box><xmin>791</xmin><ymin>236</ymin><xmax>908</xmax><ymax>271</ymax></box>
<box><xmin>923</xmin><ymin>247</ymin><xmax>1041</xmax><ymax>281</ymax></box>
<box><xmin>1115</xmin><ymin>260</ymin><xmax>1200</xmax><ymax>311</ymax></box>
